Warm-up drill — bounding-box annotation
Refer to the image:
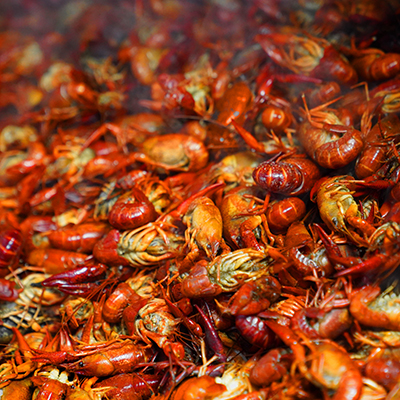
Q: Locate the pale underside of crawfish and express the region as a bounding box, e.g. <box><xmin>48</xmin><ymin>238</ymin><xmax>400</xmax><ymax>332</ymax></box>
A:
<box><xmin>207</xmin><ymin>248</ymin><xmax>272</xmax><ymax>291</ymax></box>
<box><xmin>117</xmin><ymin>224</ymin><xmax>185</xmax><ymax>267</ymax></box>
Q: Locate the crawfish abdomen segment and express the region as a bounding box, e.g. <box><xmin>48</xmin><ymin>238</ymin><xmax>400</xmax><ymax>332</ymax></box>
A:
<box><xmin>253</xmin><ymin>161</ymin><xmax>303</xmax><ymax>195</ymax></box>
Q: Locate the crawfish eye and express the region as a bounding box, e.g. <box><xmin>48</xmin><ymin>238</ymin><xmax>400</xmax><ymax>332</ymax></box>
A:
<box><xmin>79</xmin><ymin>361</ymin><xmax>84</xmax><ymax>367</ymax></box>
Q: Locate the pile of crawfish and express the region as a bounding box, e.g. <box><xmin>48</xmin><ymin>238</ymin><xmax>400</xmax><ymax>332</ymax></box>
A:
<box><xmin>3</xmin><ymin>0</ymin><xmax>400</xmax><ymax>399</ymax></box>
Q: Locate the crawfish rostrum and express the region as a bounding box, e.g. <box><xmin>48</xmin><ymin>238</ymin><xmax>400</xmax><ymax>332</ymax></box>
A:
<box><xmin>3</xmin><ymin>0</ymin><xmax>400</xmax><ymax>399</ymax></box>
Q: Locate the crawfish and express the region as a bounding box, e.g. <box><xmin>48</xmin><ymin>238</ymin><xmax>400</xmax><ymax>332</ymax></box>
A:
<box><xmin>1</xmin><ymin>378</ymin><xmax>33</xmax><ymax>399</ymax></box>
<box><xmin>232</xmin><ymin>117</ymin><xmax>298</xmax><ymax>156</ymax></box>
<box><xmin>134</xmin><ymin>298</ymin><xmax>185</xmax><ymax>359</ymax></box>
<box><xmin>0</xmin><ymin>278</ymin><xmax>21</xmax><ymax>301</ymax></box>
<box><xmin>315</xmin><ymin>175</ymin><xmax>376</xmax><ymax>245</ymax></box>
<box><xmin>0</xmin><ymin>227</ymin><xmax>22</xmax><ymax>269</ymax></box>
<box><xmin>291</xmin><ymin>306</ymin><xmax>353</xmax><ymax>340</ymax></box>
<box><xmin>265</xmin><ymin>197</ymin><xmax>306</xmax><ymax>234</ymax></box>
<box><xmin>168</xmin><ymin>376</ymin><xmax>226</xmax><ymax>400</ymax></box>
<box><xmin>136</xmin><ymin>176</ymin><xmax>173</xmax><ymax>214</ymax></box>
<box><xmin>136</xmin><ymin>133</ymin><xmax>209</xmax><ymax>172</ymax></box>
<box><xmin>31</xmin><ymin>369</ymin><xmax>74</xmax><ymax>400</ymax></box>
<box><xmin>81</xmin><ymin>113</ymin><xmax>166</xmax><ymax>151</ymax></box>
<box><xmin>226</xmin><ymin>275</ymin><xmax>281</xmax><ymax>316</ymax></box>
<box><xmin>42</xmin><ymin>260</ymin><xmax>109</xmax><ymax>298</ymax></box>
<box><xmin>235</xmin><ymin>311</ymin><xmax>286</xmax><ymax>349</ymax></box>
<box><xmin>26</xmin><ymin>248</ymin><xmax>90</xmax><ymax>274</ymax></box>
<box><xmin>95</xmin><ymin>183</ymin><xmax>223</xmax><ymax>267</ymax></box>
<box><xmin>298</xmin><ymin>108</ymin><xmax>364</xmax><ymax>169</ymax></box>
<box><xmin>249</xmin><ymin>348</ymin><xmax>292</xmax><ymax>387</ymax></box>
<box><xmin>102</xmin><ymin>281</ymin><xmax>146</xmax><ymax>324</ymax></box>
<box><xmin>220</xmin><ymin>185</ymin><xmax>268</xmax><ymax>250</ymax></box>
<box><xmin>355</xmin><ymin>114</ymin><xmax>400</xmax><ymax>179</ymax></box>
<box><xmin>267</xmin><ymin>321</ymin><xmax>363</xmax><ymax>400</ymax></box>
<box><xmin>253</xmin><ymin>153</ymin><xmax>322</xmax><ymax>196</ymax></box>
<box><xmin>47</xmin><ymin>222</ymin><xmax>110</xmax><ymax>254</ymax></box>
<box><xmin>256</xmin><ymin>31</ymin><xmax>357</xmax><ymax>85</ymax></box>
<box><xmin>86</xmin><ymin>132</ymin><xmax>209</xmax><ymax>173</ymax></box>
<box><xmin>181</xmin><ymin>249</ymin><xmax>273</xmax><ymax>298</ymax></box>
<box><xmin>93</xmin><ymin>373</ymin><xmax>161</xmax><ymax>400</ymax></box>
<box><xmin>62</xmin><ymin>342</ymin><xmax>153</xmax><ymax>377</ymax></box>
<box><xmin>94</xmin><ymin>224</ymin><xmax>185</xmax><ymax>267</ymax></box>
<box><xmin>207</xmin><ymin>151</ymin><xmax>263</xmax><ymax>192</ymax></box>
<box><xmin>108</xmin><ymin>187</ymin><xmax>159</xmax><ymax>230</ymax></box>
<box><xmin>350</xmin><ymin>285</ymin><xmax>400</xmax><ymax>331</ymax></box>
<box><xmin>207</xmin><ymin>81</ymin><xmax>254</xmax><ymax>148</ymax></box>
<box><xmin>350</xmin><ymin>47</ymin><xmax>400</xmax><ymax>81</ymax></box>
<box><xmin>284</xmin><ymin>221</ymin><xmax>335</xmax><ymax>277</ymax></box>
<box><xmin>317</xmin><ymin>221</ymin><xmax>400</xmax><ymax>279</ymax></box>
<box><xmin>181</xmin><ymin>196</ymin><xmax>223</xmax><ymax>268</ymax></box>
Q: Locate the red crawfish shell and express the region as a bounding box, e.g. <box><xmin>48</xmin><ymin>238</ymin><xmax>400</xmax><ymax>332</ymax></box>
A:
<box><xmin>0</xmin><ymin>228</ymin><xmax>22</xmax><ymax>268</ymax></box>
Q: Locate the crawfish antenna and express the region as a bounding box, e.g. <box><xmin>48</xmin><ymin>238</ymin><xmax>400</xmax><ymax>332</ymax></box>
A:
<box><xmin>301</xmin><ymin>94</ymin><xmax>312</xmax><ymax>124</ymax></box>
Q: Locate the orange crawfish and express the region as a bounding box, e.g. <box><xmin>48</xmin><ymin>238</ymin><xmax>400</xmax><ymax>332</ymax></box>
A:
<box><xmin>256</xmin><ymin>31</ymin><xmax>357</xmax><ymax>85</ymax></box>
<box><xmin>34</xmin><ymin>341</ymin><xmax>153</xmax><ymax>377</ymax></box>
<box><xmin>315</xmin><ymin>175</ymin><xmax>376</xmax><ymax>245</ymax></box>
<box><xmin>298</xmin><ymin>108</ymin><xmax>363</xmax><ymax>170</ymax></box>
<box><xmin>349</xmin><ymin>47</ymin><xmax>400</xmax><ymax>81</ymax></box>
<box><xmin>47</xmin><ymin>222</ymin><xmax>110</xmax><ymax>254</ymax></box>
<box><xmin>267</xmin><ymin>321</ymin><xmax>363</xmax><ymax>400</ymax></box>
<box><xmin>355</xmin><ymin>114</ymin><xmax>400</xmax><ymax>179</ymax></box>
<box><xmin>180</xmin><ymin>248</ymin><xmax>273</xmax><ymax>298</ymax></box>
<box><xmin>350</xmin><ymin>285</ymin><xmax>400</xmax><ymax>331</ymax></box>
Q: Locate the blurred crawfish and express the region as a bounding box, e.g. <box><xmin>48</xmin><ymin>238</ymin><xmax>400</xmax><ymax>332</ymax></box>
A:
<box><xmin>355</xmin><ymin>115</ymin><xmax>400</xmax><ymax>179</ymax></box>
<box><xmin>350</xmin><ymin>285</ymin><xmax>400</xmax><ymax>331</ymax></box>
<box><xmin>0</xmin><ymin>124</ymin><xmax>38</xmax><ymax>152</ymax></box>
<box><xmin>256</xmin><ymin>30</ymin><xmax>357</xmax><ymax>85</ymax></box>
<box><xmin>362</xmin><ymin>78</ymin><xmax>400</xmax><ymax>116</ymax></box>
<box><xmin>0</xmin><ymin>225</ymin><xmax>22</xmax><ymax>269</ymax></box>
<box><xmin>85</xmin><ymin>132</ymin><xmax>209</xmax><ymax>173</ymax></box>
<box><xmin>80</xmin><ymin>113</ymin><xmax>166</xmax><ymax>152</ymax></box>
<box><xmin>207</xmin><ymin>81</ymin><xmax>254</xmax><ymax>148</ymax></box>
<box><xmin>207</xmin><ymin>151</ymin><xmax>263</xmax><ymax>192</ymax></box>
<box><xmin>0</xmin><ymin>142</ymin><xmax>49</xmax><ymax>187</ymax></box>
<box><xmin>346</xmin><ymin>45</ymin><xmax>400</xmax><ymax>82</ymax></box>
